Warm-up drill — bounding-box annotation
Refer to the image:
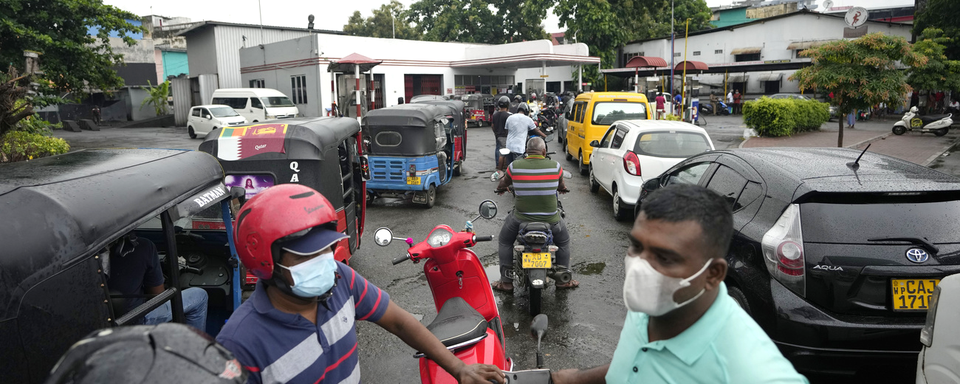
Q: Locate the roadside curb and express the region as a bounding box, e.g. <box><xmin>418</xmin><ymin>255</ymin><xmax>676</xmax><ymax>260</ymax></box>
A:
<box><xmin>845</xmin><ymin>132</ymin><xmax>892</xmax><ymax>149</ymax></box>
<box><xmin>923</xmin><ymin>135</ymin><xmax>960</xmax><ymax>167</ymax></box>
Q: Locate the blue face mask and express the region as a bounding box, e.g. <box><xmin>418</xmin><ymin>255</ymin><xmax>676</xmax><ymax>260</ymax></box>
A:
<box><xmin>278</xmin><ymin>251</ymin><xmax>337</xmax><ymax>298</ymax></box>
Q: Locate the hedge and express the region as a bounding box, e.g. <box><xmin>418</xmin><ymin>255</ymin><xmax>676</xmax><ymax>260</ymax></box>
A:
<box><xmin>742</xmin><ymin>97</ymin><xmax>830</xmax><ymax>137</ymax></box>
<box><xmin>1</xmin><ymin>131</ymin><xmax>70</xmax><ymax>163</ymax></box>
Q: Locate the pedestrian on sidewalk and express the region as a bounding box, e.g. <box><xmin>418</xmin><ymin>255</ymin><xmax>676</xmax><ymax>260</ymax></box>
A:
<box><xmin>655</xmin><ymin>93</ymin><xmax>666</xmax><ymax>120</ymax></box>
<box><xmin>710</xmin><ymin>92</ymin><xmax>718</xmax><ymax>116</ymax></box>
<box><xmin>847</xmin><ymin>112</ymin><xmax>856</xmax><ymax>129</ymax></box>
<box><xmin>726</xmin><ymin>90</ymin><xmax>734</xmax><ymax>115</ymax></box>
<box><xmin>733</xmin><ymin>90</ymin><xmax>742</xmax><ymax>115</ymax></box>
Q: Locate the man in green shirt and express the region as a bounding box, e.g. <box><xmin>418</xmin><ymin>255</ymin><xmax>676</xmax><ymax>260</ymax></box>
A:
<box><xmin>551</xmin><ymin>184</ymin><xmax>808</xmax><ymax>384</ymax></box>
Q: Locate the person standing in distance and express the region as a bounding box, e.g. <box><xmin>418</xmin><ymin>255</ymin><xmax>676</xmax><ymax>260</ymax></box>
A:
<box><xmin>491</xmin><ymin>96</ymin><xmax>512</xmax><ymax>174</ymax></box>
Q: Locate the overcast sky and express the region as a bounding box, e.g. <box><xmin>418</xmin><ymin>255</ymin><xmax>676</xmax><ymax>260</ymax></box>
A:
<box><xmin>104</xmin><ymin>0</ymin><xmax>914</xmax><ymax>34</ymax></box>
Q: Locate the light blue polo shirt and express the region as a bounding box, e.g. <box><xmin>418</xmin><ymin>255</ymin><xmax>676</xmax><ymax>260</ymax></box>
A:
<box><xmin>606</xmin><ymin>283</ymin><xmax>809</xmax><ymax>384</ymax></box>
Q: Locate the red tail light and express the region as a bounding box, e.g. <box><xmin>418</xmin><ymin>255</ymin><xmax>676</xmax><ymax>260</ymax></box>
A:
<box><xmin>777</xmin><ymin>240</ymin><xmax>804</xmax><ymax>276</ymax></box>
<box><xmin>623</xmin><ymin>151</ymin><xmax>641</xmax><ymax>176</ymax></box>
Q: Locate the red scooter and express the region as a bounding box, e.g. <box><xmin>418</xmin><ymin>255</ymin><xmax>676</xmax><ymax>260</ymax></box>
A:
<box><xmin>374</xmin><ymin>200</ymin><xmax>513</xmax><ymax>383</ymax></box>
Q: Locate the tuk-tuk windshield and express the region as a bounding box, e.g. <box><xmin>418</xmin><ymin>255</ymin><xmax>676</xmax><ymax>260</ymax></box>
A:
<box><xmin>261</xmin><ymin>97</ymin><xmax>295</xmax><ymax>107</ymax></box>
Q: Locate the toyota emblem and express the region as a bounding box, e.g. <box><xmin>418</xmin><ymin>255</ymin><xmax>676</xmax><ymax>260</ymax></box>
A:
<box><xmin>905</xmin><ymin>248</ymin><xmax>930</xmax><ymax>263</ymax></box>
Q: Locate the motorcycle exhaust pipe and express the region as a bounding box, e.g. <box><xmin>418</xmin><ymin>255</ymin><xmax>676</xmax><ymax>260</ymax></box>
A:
<box><xmin>548</xmin><ymin>269</ymin><xmax>571</xmax><ymax>284</ymax></box>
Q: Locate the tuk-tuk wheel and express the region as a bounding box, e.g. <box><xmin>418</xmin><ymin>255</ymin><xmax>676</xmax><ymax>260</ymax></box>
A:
<box><xmin>425</xmin><ymin>185</ymin><xmax>437</xmax><ymax>208</ymax></box>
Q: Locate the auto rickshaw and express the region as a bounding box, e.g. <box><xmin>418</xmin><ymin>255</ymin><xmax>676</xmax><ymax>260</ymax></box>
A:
<box><xmin>414</xmin><ymin>99</ymin><xmax>467</xmax><ymax>176</ymax></box>
<box><xmin>198</xmin><ymin>118</ymin><xmax>366</xmax><ymax>265</ymax></box>
<box><xmin>0</xmin><ymin>149</ymin><xmax>244</xmax><ymax>384</ymax></box>
<box><xmin>363</xmin><ymin>104</ymin><xmax>454</xmax><ymax>208</ymax></box>
<box><xmin>462</xmin><ymin>94</ymin><xmax>489</xmax><ymax>127</ymax></box>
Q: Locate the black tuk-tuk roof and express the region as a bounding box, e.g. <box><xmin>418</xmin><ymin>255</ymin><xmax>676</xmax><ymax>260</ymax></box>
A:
<box><xmin>413</xmin><ymin>99</ymin><xmax>466</xmax><ymax>133</ymax></box>
<box><xmin>0</xmin><ymin>149</ymin><xmax>224</xmax><ymax>320</ymax></box>
<box><xmin>363</xmin><ymin>104</ymin><xmax>446</xmax><ymax>128</ymax></box>
<box><xmin>198</xmin><ymin>117</ymin><xmax>360</xmax><ymax>161</ymax></box>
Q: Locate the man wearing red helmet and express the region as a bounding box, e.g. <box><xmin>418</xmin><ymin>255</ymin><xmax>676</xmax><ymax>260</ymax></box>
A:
<box><xmin>217</xmin><ymin>184</ymin><xmax>504</xmax><ymax>384</ymax></box>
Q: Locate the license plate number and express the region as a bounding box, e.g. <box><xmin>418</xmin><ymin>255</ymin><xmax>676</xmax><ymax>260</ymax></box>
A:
<box><xmin>521</xmin><ymin>252</ymin><xmax>552</xmax><ymax>268</ymax></box>
<box><xmin>891</xmin><ymin>278</ymin><xmax>940</xmax><ymax>311</ymax></box>
<box><xmin>406</xmin><ymin>177</ymin><xmax>421</xmax><ymax>185</ymax></box>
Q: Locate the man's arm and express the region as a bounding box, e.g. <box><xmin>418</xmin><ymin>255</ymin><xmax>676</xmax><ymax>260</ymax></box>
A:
<box><xmin>551</xmin><ymin>365</ymin><xmax>609</xmax><ymax>384</ymax></box>
<box><xmin>496</xmin><ymin>170</ymin><xmax>513</xmax><ymax>194</ymax></box>
<box><xmin>376</xmin><ymin>301</ymin><xmax>505</xmax><ymax>384</ymax></box>
<box><xmin>557</xmin><ymin>171</ymin><xmax>568</xmax><ymax>193</ymax></box>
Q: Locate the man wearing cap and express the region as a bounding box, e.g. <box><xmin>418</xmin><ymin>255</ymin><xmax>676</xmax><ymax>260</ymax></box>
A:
<box><xmin>218</xmin><ymin>184</ymin><xmax>505</xmax><ymax>384</ymax></box>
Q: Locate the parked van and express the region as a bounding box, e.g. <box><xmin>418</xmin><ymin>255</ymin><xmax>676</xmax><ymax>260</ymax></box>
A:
<box><xmin>210</xmin><ymin>88</ymin><xmax>299</xmax><ymax>123</ymax></box>
<box><xmin>563</xmin><ymin>92</ymin><xmax>652</xmax><ymax>175</ymax></box>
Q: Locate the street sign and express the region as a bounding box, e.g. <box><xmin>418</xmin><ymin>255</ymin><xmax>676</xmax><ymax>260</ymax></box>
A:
<box><xmin>845</xmin><ymin>7</ymin><xmax>868</xmax><ymax>28</ymax></box>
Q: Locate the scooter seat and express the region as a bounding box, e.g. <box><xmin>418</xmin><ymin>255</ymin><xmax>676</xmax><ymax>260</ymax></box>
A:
<box><xmin>519</xmin><ymin>222</ymin><xmax>550</xmax><ymax>234</ymax></box>
<box><xmin>425</xmin><ymin>297</ymin><xmax>487</xmax><ymax>349</ymax></box>
<box><xmin>920</xmin><ymin>115</ymin><xmax>951</xmax><ymax>124</ymax></box>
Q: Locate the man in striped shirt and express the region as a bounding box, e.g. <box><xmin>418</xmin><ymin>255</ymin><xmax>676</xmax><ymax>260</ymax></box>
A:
<box><xmin>492</xmin><ymin>137</ymin><xmax>578</xmax><ymax>292</ymax></box>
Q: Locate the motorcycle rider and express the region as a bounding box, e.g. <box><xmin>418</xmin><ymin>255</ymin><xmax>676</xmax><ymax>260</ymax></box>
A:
<box><xmin>503</xmin><ymin>103</ymin><xmax>546</xmax><ymax>166</ymax></box>
<box><xmin>528</xmin><ymin>93</ymin><xmax>540</xmax><ymax>120</ymax></box>
<box><xmin>492</xmin><ymin>137</ymin><xmax>577</xmax><ymax>292</ymax></box>
<box><xmin>491</xmin><ymin>96</ymin><xmax>512</xmax><ymax>175</ymax></box>
<box><xmin>218</xmin><ymin>184</ymin><xmax>505</xmax><ymax>384</ymax></box>
<box><xmin>510</xmin><ymin>95</ymin><xmax>524</xmax><ymax>113</ymax></box>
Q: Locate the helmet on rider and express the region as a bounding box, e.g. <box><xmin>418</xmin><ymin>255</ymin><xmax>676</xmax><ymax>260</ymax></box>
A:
<box><xmin>530</xmin><ymin>93</ymin><xmax>537</xmax><ymax>100</ymax></box>
<box><xmin>516</xmin><ymin>102</ymin><xmax>530</xmax><ymax>115</ymax></box>
<box><xmin>497</xmin><ymin>96</ymin><xmax>510</xmax><ymax>109</ymax></box>
<box><xmin>235</xmin><ymin>184</ymin><xmax>346</xmax><ymax>299</ymax></box>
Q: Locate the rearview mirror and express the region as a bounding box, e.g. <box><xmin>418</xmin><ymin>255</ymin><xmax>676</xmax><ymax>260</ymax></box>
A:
<box><xmin>589</xmin><ymin>140</ymin><xmax>601</xmax><ymax>148</ymax></box>
<box><xmin>374</xmin><ymin>227</ymin><xmax>394</xmax><ymax>247</ymax></box>
<box><xmin>479</xmin><ymin>200</ymin><xmax>498</xmax><ymax>219</ymax></box>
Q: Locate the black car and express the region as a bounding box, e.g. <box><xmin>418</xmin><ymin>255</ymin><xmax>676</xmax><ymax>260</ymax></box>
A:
<box><xmin>636</xmin><ymin>148</ymin><xmax>960</xmax><ymax>377</ymax></box>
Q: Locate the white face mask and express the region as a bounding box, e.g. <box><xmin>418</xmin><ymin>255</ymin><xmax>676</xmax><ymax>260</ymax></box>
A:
<box><xmin>622</xmin><ymin>255</ymin><xmax>712</xmax><ymax>316</ymax></box>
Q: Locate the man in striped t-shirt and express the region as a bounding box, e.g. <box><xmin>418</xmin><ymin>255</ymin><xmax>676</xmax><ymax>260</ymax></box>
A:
<box><xmin>220</xmin><ymin>184</ymin><xmax>505</xmax><ymax>384</ymax></box>
<box><xmin>492</xmin><ymin>137</ymin><xmax>578</xmax><ymax>292</ymax></box>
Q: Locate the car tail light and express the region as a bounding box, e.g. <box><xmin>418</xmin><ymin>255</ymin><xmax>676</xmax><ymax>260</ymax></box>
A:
<box><xmin>920</xmin><ymin>285</ymin><xmax>940</xmax><ymax>347</ymax></box>
<box><xmin>623</xmin><ymin>151</ymin><xmax>641</xmax><ymax>176</ymax></box>
<box><xmin>761</xmin><ymin>204</ymin><xmax>806</xmax><ymax>296</ymax></box>
<box><xmin>409</xmin><ymin>164</ymin><xmax>417</xmax><ymax>176</ymax></box>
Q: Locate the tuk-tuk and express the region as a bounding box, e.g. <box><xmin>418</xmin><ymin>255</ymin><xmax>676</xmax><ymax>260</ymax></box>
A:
<box><xmin>362</xmin><ymin>104</ymin><xmax>454</xmax><ymax>208</ymax></box>
<box><xmin>198</xmin><ymin>118</ymin><xmax>366</xmax><ymax>265</ymax></box>
<box><xmin>462</xmin><ymin>94</ymin><xmax>489</xmax><ymax>127</ymax></box>
<box><xmin>414</xmin><ymin>99</ymin><xmax>467</xmax><ymax>176</ymax></box>
<box><xmin>0</xmin><ymin>149</ymin><xmax>243</xmax><ymax>383</ymax></box>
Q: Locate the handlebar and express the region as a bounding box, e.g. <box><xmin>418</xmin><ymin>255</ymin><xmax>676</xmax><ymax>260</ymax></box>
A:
<box><xmin>392</xmin><ymin>255</ymin><xmax>410</xmax><ymax>265</ymax></box>
<box><xmin>475</xmin><ymin>235</ymin><xmax>494</xmax><ymax>242</ymax></box>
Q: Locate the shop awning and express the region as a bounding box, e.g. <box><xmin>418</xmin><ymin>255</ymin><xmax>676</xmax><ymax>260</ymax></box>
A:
<box><xmin>786</xmin><ymin>40</ymin><xmax>837</xmax><ymax>50</ymax></box>
<box><xmin>758</xmin><ymin>73</ymin><xmax>783</xmax><ymax>82</ymax></box>
<box><xmin>726</xmin><ymin>75</ymin><xmax>749</xmax><ymax>83</ymax></box>
<box><xmin>625</xmin><ymin>56</ymin><xmax>668</xmax><ymax>68</ymax></box>
<box><xmin>730</xmin><ymin>47</ymin><xmax>762</xmax><ymax>55</ymax></box>
<box><xmin>328</xmin><ymin>53</ymin><xmax>382</xmax><ymax>73</ymax></box>
<box><xmin>674</xmin><ymin>61</ymin><xmax>709</xmax><ymax>71</ymax></box>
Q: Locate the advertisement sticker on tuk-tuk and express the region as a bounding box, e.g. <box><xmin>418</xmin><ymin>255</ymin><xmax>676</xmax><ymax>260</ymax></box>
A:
<box><xmin>217</xmin><ymin>124</ymin><xmax>289</xmax><ymax>161</ymax></box>
<box><xmin>225</xmin><ymin>174</ymin><xmax>276</xmax><ymax>200</ymax></box>
<box><xmin>177</xmin><ymin>183</ymin><xmax>229</xmax><ymax>218</ymax></box>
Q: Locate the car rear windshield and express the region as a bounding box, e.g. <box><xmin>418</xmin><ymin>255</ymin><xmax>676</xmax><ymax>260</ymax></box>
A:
<box><xmin>261</xmin><ymin>97</ymin><xmax>294</xmax><ymax>107</ymax></box>
<box><xmin>633</xmin><ymin>131</ymin><xmax>712</xmax><ymax>158</ymax></box>
<box><xmin>592</xmin><ymin>102</ymin><xmax>647</xmax><ymax>125</ymax></box>
<box><xmin>209</xmin><ymin>107</ymin><xmax>240</xmax><ymax>117</ymax></box>
<box><xmin>800</xmin><ymin>198</ymin><xmax>960</xmax><ymax>243</ymax></box>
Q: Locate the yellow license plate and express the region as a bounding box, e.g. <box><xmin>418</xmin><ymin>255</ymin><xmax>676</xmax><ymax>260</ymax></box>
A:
<box><xmin>891</xmin><ymin>279</ymin><xmax>940</xmax><ymax>311</ymax></box>
<box><xmin>521</xmin><ymin>252</ymin><xmax>552</xmax><ymax>268</ymax></box>
<box><xmin>406</xmin><ymin>177</ymin><xmax>421</xmax><ymax>185</ymax></box>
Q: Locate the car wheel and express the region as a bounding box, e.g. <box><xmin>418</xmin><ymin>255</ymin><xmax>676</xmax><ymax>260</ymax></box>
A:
<box><xmin>424</xmin><ymin>185</ymin><xmax>437</xmax><ymax>208</ymax></box>
<box><xmin>892</xmin><ymin>126</ymin><xmax>906</xmax><ymax>135</ymax></box>
<box><xmin>578</xmin><ymin>152</ymin><xmax>588</xmax><ymax>176</ymax></box>
<box><xmin>564</xmin><ymin>142</ymin><xmax>574</xmax><ymax>162</ymax></box>
<box><xmin>935</xmin><ymin>128</ymin><xmax>949</xmax><ymax>137</ymax></box>
<box><xmin>588</xmin><ymin>165</ymin><xmax>600</xmax><ymax>193</ymax></box>
<box><xmin>188</xmin><ymin>126</ymin><xmax>197</xmax><ymax>139</ymax></box>
<box><xmin>728</xmin><ymin>286</ymin><xmax>751</xmax><ymax>315</ymax></box>
<box><xmin>612</xmin><ymin>186</ymin><xmax>632</xmax><ymax>222</ymax></box>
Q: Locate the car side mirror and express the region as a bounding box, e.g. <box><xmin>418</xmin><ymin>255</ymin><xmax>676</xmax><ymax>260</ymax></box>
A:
<box><xmin>642</xmin><ymin>177</ymin><xmax>661</xmax><ymax>191</ymax></box>
<box><xmin>589</xmin><ymin>140</ymin><xmax>601</xmax><ymax>148</ymax></box>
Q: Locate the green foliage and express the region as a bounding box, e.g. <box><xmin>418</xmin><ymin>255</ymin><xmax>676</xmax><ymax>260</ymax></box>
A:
<box><xmin>914</xmin><ymin>0</ymin><xmax>960</xmax><ymax>60</ymax></box>
<box><xmin>664</xmin><ymin>113</ymin><xmax>681</xmax><ymax>121</ymax></box>
<box><xmin>908</xmin><ymin>28</ymin><xmax>960</xmax><ymax>93</ymax></box>
<box><xmin>344</xmin><ymin>1</ymin><xmax>421</xmax><ymax>40</ymax></box>
<box><xmin>406</xmin><ymin>0</ymin><xmax>549</xmax><ymax>43</ymax></box>
<box><xmin>0</xmin><ymin>0</ymin><xmax>145</xmax><ymax>93</ymax></box>
<box><xmin>139</xmin><ymin>80</ymin><xmax>170</xmax><ymax>116</ymax></box>
<box><xmin>17</xmin><ymin>113</ymin><xmax>62</xmax><ymax>135</ymax></box>
<box><xmin>742</xmin><ymin>97</ymin><xmax>829</xmax><ymax>137</ymax></box>
<box><xmin>0</xmin><ymin>130</ymin><xmax>69</xmax><ymax>163</ymax></box>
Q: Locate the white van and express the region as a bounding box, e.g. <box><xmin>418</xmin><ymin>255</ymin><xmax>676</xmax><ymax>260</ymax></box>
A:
<box><xmin>210</xmin><ymin>88</ymin><xmax>299</xmax><ymax>123</ymax></box>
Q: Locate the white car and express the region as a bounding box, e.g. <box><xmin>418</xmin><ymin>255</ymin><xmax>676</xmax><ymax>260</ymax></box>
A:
<box><xmin>187</xmin><ymin>105</ymin><xmax>248</xmax><ymax>139</ymax></box>
<box><xmin>916</xmin><ymin>272</ymin><xmax>960</xmax><ymax>384</ymax></box>
<box><xmin>588</xmin><ymin>120</ymin><xmax>715</xmax><ymax>220</ymax></box>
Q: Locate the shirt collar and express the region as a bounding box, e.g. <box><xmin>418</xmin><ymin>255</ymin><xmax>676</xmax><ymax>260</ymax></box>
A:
<box><xmin>526</xmin><ymin>155</ymin><xmax>545</xmax><ymax>159</ymax></box>
<box><xmin>658</xmin><ymin>283</ymin><xmax>733</xmax><ymax>365</ymax></box>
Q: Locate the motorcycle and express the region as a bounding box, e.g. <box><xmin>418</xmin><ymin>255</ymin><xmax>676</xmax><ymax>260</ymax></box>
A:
<box><xmin>699</xmin><ymin>100</ymin><xmax>730</xmax><ymax>116</ymax></box>
<box><xmin>893</xmin><ymin>106</ymin><xmax>953</xmax><ymax>136</ymax></box>
<box><xmin>373</xmin><ymin>201</ymin><xmax>513</xmax><ymax>383</ymax></box>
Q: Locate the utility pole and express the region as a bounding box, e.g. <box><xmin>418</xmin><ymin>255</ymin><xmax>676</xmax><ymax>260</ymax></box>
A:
<box><xmin>681</xmin><ymin>18</ymin><xmax>690</xmax><ymax>121</ymax></box>
<box><xmin>669</xmin><ymin>0</ymin><xmax>675</xmax><ymax>96</ymax></box>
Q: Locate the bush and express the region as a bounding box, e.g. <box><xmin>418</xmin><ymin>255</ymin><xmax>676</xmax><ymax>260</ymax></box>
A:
<box><xmin>0</xmin><ymin>131</ymin><xmax>70</xmax><ymax>163</ymax></box>
<box><xmin>743</xmin><ymin>97</ymin><xmax>830</xmax><ymax>137</ymax></box>
<box><xmin>664</xmin><ymin>114</ymin><xmax>682</xmax><ymax>121</ymax></box>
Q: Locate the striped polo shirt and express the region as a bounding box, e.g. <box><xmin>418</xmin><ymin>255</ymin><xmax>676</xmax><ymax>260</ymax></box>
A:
<box><xmin>216</xmin><ymin>262</ymin><xmax>390</xmax><ymax>384</ymax></box>
<box><xmin>507</xmin><ymin>155</ymin><xmax>563</xmax><ymax>224</ymax></box>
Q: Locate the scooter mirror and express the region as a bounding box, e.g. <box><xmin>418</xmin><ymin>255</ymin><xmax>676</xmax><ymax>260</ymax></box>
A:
<box><xmin>479</xmin><ymin>200</ymin><xmax>498</xmax><ymax>219</ymax></box>
<box><xmin>373</xmin><ymin>227</ymin><xmax>394</xmax><ymax>247</ymax></box>
<box><xmin>562</xmin><ymin>170</ymin><xmax>573</xmax><ymax>179</ymax></box>
<box><xmin>499</xmin><ymin>148</ymin><xmax>512</xmax><ymax>156</ymax></box>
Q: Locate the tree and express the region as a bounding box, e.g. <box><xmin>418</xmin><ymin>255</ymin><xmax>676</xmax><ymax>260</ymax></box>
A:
<box><xmin>344</xmin><ymin>1</ymin><xmax>421</xmax><ymax>40</ymax></box>
<box><xmin>791</xmin><ymin>33</ymin><xmax>925</xmax><ymax>147</ymax></box>
<box><xmin>406</xmin><ymin>0</ymin><xmax>550</xmax><ymax>43</ymax></box>
<box><xmin>914</xmin><ymin>0</ymin><xmax>960</xmax><ymax>60</ymax></box>
<box><xmin>908</xmin><ymin>28</ymin><xmax>960</xmax><ymax>94</ymax></box>
<box><xmin>0</xmin><ymin>0</ymin><xmax>145</xmax><ymax>93</ymax></box>
<box><xmin>140</xmin><ymin>80</ymin><xmax>170</xmax><ymax>116</ymax></box>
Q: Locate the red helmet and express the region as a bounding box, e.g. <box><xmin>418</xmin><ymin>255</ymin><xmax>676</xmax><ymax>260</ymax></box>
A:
<box><xmin>235</xmin><ymin>184</ymin><xmax>338</xmax><ymax>279</ymax></box>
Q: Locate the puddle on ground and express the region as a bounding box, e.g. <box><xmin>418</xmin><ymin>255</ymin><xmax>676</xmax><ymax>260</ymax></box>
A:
<box><xmin>574</xmin><ymin>262</ymin><xmax>606</xmax><ymax>275</ymax></box>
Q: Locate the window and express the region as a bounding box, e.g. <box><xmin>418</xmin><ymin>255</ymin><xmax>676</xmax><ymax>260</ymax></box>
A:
<box><xmin>693</xmin><ymin>51</ymin><xmax>701</xmax><ymax>56</ymax></box>
<box><xmin>667</xmin><ymin>163</ymin><xmax>711</xmax><ymax>186</ymax></box>
<box><xmin>191</xmin><ymin>108</ymin><xmax>201</xmax><ymax>117</ymax></box>
<box><xmin>209</xmin><ymin>106</ymin><xmax>240</xmax><ymax>117</ymax></box>
<box><xmin>735</xmin><ymin>53</ymin><xmax>761</xmax><ymax>62</ymax></box>
<box><xmin>290</xmin><ymin>75</ymin><xmax>307</xmax><ymax>104</ymax></box>
<box><xmin>634</xmin><ymin>131</ymin><xmax>711</xmax><ymax>158</ymax></box>
<box><xmin>250</xmin><ymin>97</ymin><xmax>263</xmax><ymax>109</ymax></box>
<box><xmin>715</xmin><ymin>49</ymin><xmax>723</xmax><ymax>54</ymax></box>
<box><xmin>591</xmin><ymin>102</ymin><xmax>647</xmax><ymax>125</ymax></box>
<box><xmin>600</xmin><ymin>126</ymin><xmax>616</xmax><ymax>148</ymax></box>
<box><xmin>200</xmin><ymin>108</ymin><xmax>211</xmax><ymax>119</ymax></box>
<box><xmin>375</xmin><ymin>131</ymin><xmax>402</xmax><ymax>147</ymax></box>
<box><xmin>705</xmin><ymin>166</ymin><xmax>748</xmax><ymax>210</ymax></box>
<box><xmin>574</xmin><ymin>102</ymin><xmax>587</xmax><ymax>123</ymax></box>
<box><xmin>736</xmin><ymin>181</ymin><xmax>762</xmax><ymax>211</ymax></box>
<box><xmin>610</xmin><ymin>127</ymin><xmax>627</xmax><ymax>150</ymax></box>
<box><xmin>249</xmin><ymin>79</ymin><xmax>265</xmax><ymax>88</ymax></box>
<box><xmin>674</xmin><ymin>53</ymin><xmax>681</xmax><ymax>57</ymax></box>
<box><xmin>212</xmin><ymin>97</ymin><xmax>248</xmax><ymax>109</ymax></box>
